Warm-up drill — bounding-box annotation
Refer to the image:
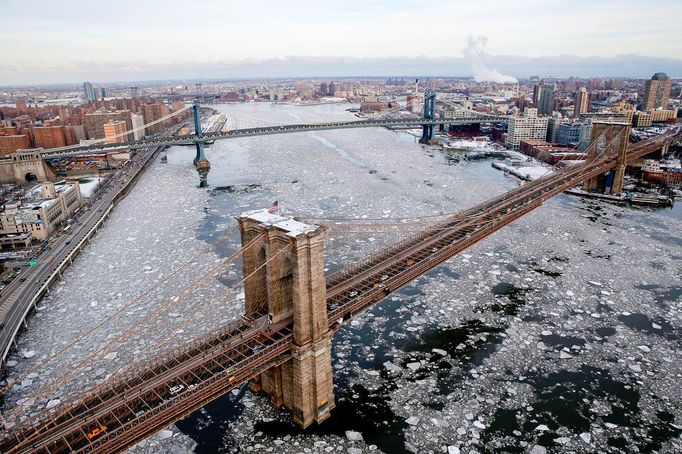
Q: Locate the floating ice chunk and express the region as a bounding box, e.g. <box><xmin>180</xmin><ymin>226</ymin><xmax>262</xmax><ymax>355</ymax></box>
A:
<box><xmin>566</xmin><ymin>290</ymin><xmax>574</xmax><ymax>297</ymax></box>
<box><xmin>604</xmin><ymin>422</ymin><xmax>618</xmax><ymax>428</ymax></box>
<box><xmin>432</xmin><ymin>348</ymin><xmax>447</xmax><ymax>356</ymax></box>
<box><xmin>345</xmin><ymin>430</ymin><xmax>363</xmax><ymax>441</ymax></box>
<box><xmin>588</xmin><ymin>281</ymin><xmax>603</xmax><ymax>287</ymax></box>
<box><xmin>448</xmin><ymin>447</ymin><xmax>461</xmax><ymax>454</ymax></box>
<box><xmin>554</xmin><ymin>437</ymin><xmax>570</xmax><ymax>445</ymax></box>
<box><xmin>530</xmin><ymin>446</ymin><xmax>547</xmax><ymax>454</ymax></box>
<box><xmin>541</xmin><ymin>330</ymin><xmax>552</xmax><ymax>336</ymax></box>
<box><xmin>406</xmin><ymin>416</ymin><xmax>420</xmax><ymax>426</ymax></box>
<box><xmin>23</xmin><ymin>351</ymin><xmax>36</xmax><ymax>359</ymax></box>
<box><xmin>473</xmin><ymin>421</ymin><xmax>486</xmax><ymax>429</ymax></box>
<box><xmin>104</xmin><ymin>352</ymin><xmax>117</xmax><ymax>360</ymax></box>
<box><xmin>406</xmin><ymin>362</ymin><xmax>421</xmax><ymax>371</ymax></box>
<box><xmin>638</xmin><ymin>345</ymin><xmax>651</xmax><ymax>353</ymax></box>
<box><xmin>535</xmin><ymin>424</ymin><xmax>550</xmax><ymax>431</ymax></box>
<box><xmin>348</xmin><ymin>448</ymin><xmax>363</xmax><ymax>454</ymax></box>
<box><xmin>157</xmin><ymin>429</ymin><xmax>173</xmax><ymax>440</ymax></box>
<box><xmin>383</xmin><ymin>361</ymin><xmax>401</xmax><ymax>373</ymax></box>
<box><xmin>560</xmin><ymin>351</ymin><xmax>572</xmax><ymax>359</ymax></box>
<box><xmin>652</xmin><ymin>323</ymin><xmax>661</xmax><ymax>329</ymax></box>
<box><xmin>46</xmin><ymin>399</ymin><xmax>61</xmax><ymax>409</ymax></box>
<box><xmin>580</xmin><ymin>432</ymin><xmax>592</xmax><ymax>443</ymax></box>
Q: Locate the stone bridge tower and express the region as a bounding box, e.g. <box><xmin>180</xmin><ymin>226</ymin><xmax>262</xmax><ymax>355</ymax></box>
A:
<box><xmin>236</xmin><ymin>210</ymin><xmax>335</xmax><ymax>427</ymax></box>
<box><xmin>583</xmin><ymin>122</ymin><xmax>630</xmax><ymax>194</ymax></box>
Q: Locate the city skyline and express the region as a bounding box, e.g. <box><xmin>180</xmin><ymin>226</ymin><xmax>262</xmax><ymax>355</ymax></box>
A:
<box><xmin>2</xmin><ymin>0</ymin><xmax>682</xmax><ymax>85</ymax></box>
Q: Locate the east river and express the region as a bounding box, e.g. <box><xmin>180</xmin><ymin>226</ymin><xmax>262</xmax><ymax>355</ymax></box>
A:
<box><xmin>3</xmin><ymin>103</ymin><xmax>681</xmax><ymax>453</ymax></box>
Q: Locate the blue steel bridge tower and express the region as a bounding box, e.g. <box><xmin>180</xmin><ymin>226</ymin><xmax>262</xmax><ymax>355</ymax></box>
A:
<box><xmin>420</xmin><ymin>91</ymin><xmax>437</xmax><ymax>143</ymax></box>
<box><xmin>192</xmin><ymin>99</ymin><xmax>210</xmax><ymax>187</ymax></box>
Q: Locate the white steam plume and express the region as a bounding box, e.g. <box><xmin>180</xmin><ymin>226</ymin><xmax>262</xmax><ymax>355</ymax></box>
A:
<box><xmin>463</xmin><ymin>35</ymin><xmax>518</xmax><ymax>84</ymax></box>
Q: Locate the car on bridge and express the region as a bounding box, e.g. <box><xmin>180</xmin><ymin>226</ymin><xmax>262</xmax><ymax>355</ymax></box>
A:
<box><xmin>86</xmin><ymin>424</ymin><xmax>107</xmax><ymax>439</ymax></box>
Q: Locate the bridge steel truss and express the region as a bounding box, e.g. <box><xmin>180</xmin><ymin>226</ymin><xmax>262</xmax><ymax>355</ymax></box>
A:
<box><xmin>0</xmin><ymin>129</ymin><xmax>676</xmax><ymax>453</ymax></box>
<box><xmin>37</xmin><ymin>116</ymin><xmax>509</xmax><ymax>160</ymax></box>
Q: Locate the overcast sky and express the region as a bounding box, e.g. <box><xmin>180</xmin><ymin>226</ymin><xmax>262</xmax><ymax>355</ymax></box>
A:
<box><xmin>2</xmin><ymin>0</ymin><xmax>681</xmax><ymax>85</ymax></box>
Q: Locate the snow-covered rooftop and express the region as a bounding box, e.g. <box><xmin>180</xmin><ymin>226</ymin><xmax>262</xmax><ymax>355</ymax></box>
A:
<box><xmin>240</xmin><ymin>209</ymin><xmax>320</xmax><ymax>238</ymax></box>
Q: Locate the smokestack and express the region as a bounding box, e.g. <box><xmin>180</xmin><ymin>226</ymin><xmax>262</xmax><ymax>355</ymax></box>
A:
<box><xmin>415</xmin><ymin>78</ymin><xmax>419</xmax><ymax>94</ymax></box>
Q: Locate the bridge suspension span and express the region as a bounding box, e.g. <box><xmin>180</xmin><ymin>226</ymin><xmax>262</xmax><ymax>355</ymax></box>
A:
<box><xmin>0</xmin><ymin>126</ymin><xmax>677</xmax><ymax>453</ymax></box>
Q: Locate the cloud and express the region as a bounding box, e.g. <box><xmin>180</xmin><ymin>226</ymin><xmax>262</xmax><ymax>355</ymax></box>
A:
<box><xmin>2</xmin><ymin>54</ymin><xmax>682</xmax><ymax>86</ymax></box>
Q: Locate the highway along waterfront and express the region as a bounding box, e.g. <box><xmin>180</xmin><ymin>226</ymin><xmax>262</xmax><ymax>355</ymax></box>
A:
<box><xmin>0</xmin><ymin>126</ymin><xmax>182</xmax><ymax>365</ymax></box>
<box><xmin>2</xmin><ymin>103</ymin><xmax>681</xmax><ymax>453</ymax></box>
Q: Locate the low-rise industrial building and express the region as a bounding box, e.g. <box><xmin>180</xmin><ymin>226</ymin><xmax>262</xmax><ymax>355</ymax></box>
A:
<box><xmin>0</xmin><ymin>181</ymin><xmax>82</xmax><ymax>242</ymax></box>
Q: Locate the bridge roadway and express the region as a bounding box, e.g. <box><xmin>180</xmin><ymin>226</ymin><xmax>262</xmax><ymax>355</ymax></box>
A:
<box><xmin>38</xmin><ymin>115</ymin><xmax>509</xmax><ymax>159</ymax></box>
<box><xmin>0</xmin><ymin>131</ymin><xmax>676</xmax><ymax>453</ymax></box>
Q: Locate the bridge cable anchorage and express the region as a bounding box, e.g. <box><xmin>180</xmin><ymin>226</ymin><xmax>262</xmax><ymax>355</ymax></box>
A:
<box><xmin>0</xmin><ymin>225</ymin><xmax>241</xmax><ymax>402</ymax></box>
<box><xmin>1</xmin><ymin>230</ymin><xmax>268</xmax><ymax>426</ymax></box>
<box><xmin>1</xmin><ymin>242</ymin><xmax>295</xmax><ymax>451</ymax></box>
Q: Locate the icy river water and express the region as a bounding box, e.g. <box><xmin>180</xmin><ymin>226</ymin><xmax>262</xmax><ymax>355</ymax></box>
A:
<box><xmin>3</xmin><ymin>103</ymin><xmax>681</xmax><ymax>453</ymax></box>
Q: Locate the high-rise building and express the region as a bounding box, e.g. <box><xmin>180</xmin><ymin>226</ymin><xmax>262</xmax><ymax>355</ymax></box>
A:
<box><xmin>84</xmin><ymin>110</ymin><xmax>133</xmax><ymax>139</ymax></box>
<box><xmin>131</xmin><ymin>113</ymin><xmax>145</xmax><ymax>140</ymax></box>
<box><xmin>83</xmin><ymin>81</ymin><xmax>96</xmax><ymax>102</ymax></box>
<box><xmin>557</xmin><ymin>120</ymin><xmax>592</xmax><ymax>150</ymax></box>
<box><xmin>546</xmin><ymin>115</ymin><xmax>570</xmax><ymax>143</ymax></box>
<box><xmin>537</xmin><ymin>84</ymin><xmax>556</xmax><ymax>115</ymax></box>
<box><xmin>640</xmin><ymin>72</ymin><xmax>672</xmax><ymax>110</ymax></box>
<box><xmin>103</xmin><ymin>120</ymin><xmax>127</xmax><ymax>144</ymax></box>
<box><xmin>0</xmin><ymin>135</ymin><xmax>31</xmax><ymax>155</ymax></box>
<box><xmin>505</xmin><ymin>108</ymin><xmax>549</xmax><ymax>150</ymax></box>
<box><xmin>142</xmin><ymin>102</ymin><xmax>170</xmax><ymax>135</ymax></box>
<box><xmin>574</xmin><ymin>87</ymin><xmax>589</xmax><ymax>117</ymax></box>
<box><xmin>33</xmin><ymin>126</ymin><xmax>67</xmax><ymax>149</ymax></box>
<box><xmin>532</xmin><ymin>83</ymin><xmax>544</xmax><ymax>106</ymax></box>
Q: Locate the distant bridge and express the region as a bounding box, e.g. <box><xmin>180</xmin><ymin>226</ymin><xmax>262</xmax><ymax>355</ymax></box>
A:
<box><xmin>41</xmin><ymin>115</ymin><xmax>508</xmax><ymax>159</ymax></box>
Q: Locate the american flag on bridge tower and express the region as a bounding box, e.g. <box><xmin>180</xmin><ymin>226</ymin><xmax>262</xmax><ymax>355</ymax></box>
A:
<box><xmin>267</xmin><ymin>201</ymin><xmax>279</xmax><ymax>214</ymax></box>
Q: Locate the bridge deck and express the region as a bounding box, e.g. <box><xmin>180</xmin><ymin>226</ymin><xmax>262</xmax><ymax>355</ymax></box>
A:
<box><xmin>40</xmin><ymin>116</ymin><xmax>509</xmax><ymax>159</ymax></box>
<box><xmin>0</xmin><ymin>131</ymin><xmax>676</xmax><ymax>453</ymax></box>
